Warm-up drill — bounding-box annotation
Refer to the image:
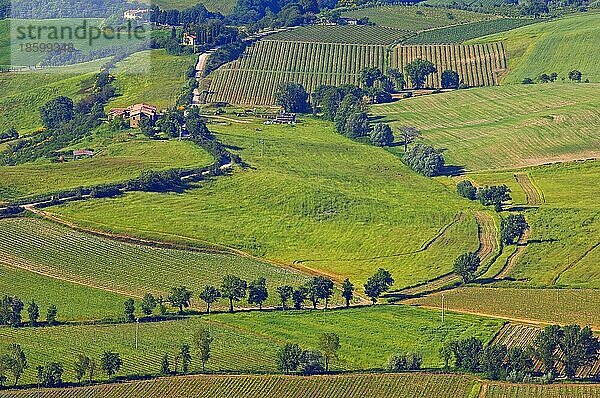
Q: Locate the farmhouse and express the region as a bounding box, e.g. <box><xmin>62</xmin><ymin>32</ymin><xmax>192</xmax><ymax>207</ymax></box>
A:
<box><xmin>108</xmin><ymin>103</ymin><xmax>158</xmax><ymax>128</ymax></box>
<box><xmin>183</xmin><ymin>33</ymin><xmax>198</xmax><ymax>47</ymax></box>
<box><xmin>124</xmin><ymin>9</ymin><xmax>151</xmax><ymax>21</ymax></box>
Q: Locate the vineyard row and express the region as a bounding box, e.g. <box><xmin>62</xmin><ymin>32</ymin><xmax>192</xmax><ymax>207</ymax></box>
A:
<box><xmin>204</xmin><ymin>40</ymin><xmax>506</xmax><ymax>105</ymax></box>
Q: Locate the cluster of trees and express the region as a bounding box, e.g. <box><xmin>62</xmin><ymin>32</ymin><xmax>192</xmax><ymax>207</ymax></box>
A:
<box><xmin>457</xmin><ymin>180</ymin><xmax>511</xmax><ymax>211</ymax></box>
<box><xmin>523</xmin><ymin>69</ymin><xmax>588</xmax><ymax>84</ymax></box>
<box><xmin>441</xmin><ymin>324</ymin><xmax>599</xmax><ymax>381</ymax></box>
<box><xmin>0</xmin><ymin>347</ymin><xmax>123</xmax><ymax>389</ymax></box>
<box><xmin>0</xmin><ymin>296</ymin><xmax>58</xmax><ymax>328</ymax></box>
<box><xmin>1</xmin><ymin>71</ymin><xmax>116</xmax><ymax>166</ymax></box>
<box><xmin>277</xmin><ymin>332</ymin><xmax>341</xmax><ymax>375</ymax></box>
<box><xmin>149</xmin><ymin>3</ymin><xmax>222</xmax><ymax>27</ymax></box>
<box><xmin>0</xmin><ymin>128</ymin><xmax>18</xmax><ymax>143</ymax></box>
<box><xmin>387</xmin><ymin>351</ymin><xmax>422</xmax><ymax>372</ymax></box>
<box><xmin>404</xmin><ymin>143</ymin><xmax>445</xmax><ymax>177</ymax></box>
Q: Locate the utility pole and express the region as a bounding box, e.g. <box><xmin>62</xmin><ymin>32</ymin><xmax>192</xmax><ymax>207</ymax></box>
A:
<box><xmin>135</xmin><ymin>318</ymin><xmax>139</xmax><ymax>350</ymax></box>
<box><xmin>441</xmin><ymin>293</ymin><xmax>445</xmax><ymax>323</ymax></box>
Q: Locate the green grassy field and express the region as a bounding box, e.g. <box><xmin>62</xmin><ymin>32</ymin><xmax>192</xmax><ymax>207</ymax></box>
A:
<box><xmin>0</xmin><ymin>373</ymin><xmax>481</xmax><ymax>398</ymax></box>
<box><xmin>0</xmin><ymin>263</ymin><xmax>127</xmax><ymax>322</ymax></box>
<box><xmin>341</xmin><ymin>5</ymin><xmax>494</xmax><ymax>31</ymax></box>
<box><xmin>0</xmin><ymin>218</ymin><xmax>310</xmax><ymax>311</ymax></box>
<box><xmin>374</xmin><ymin>84</ymin><xmax>600</xmax><ymax>171</ymax></box>
<box><xmin>0</xmin><ymin>59</ymin><xmax>106</xmax><ymax>133</ymax></box>
<box><xmin>0</xmin><ymin>306</ymin><xmax>502</xmax><ymax>384</ymax></box>
<box><xmin>409</xmin><ymin>287</ymin><xmax>600</xmax><ymax>328</ymax></box>
<box><xmin>109</xmin><ymin>50</ymin><xmax>197</xmax><ymax>110</ymax></box>
<box><xmin>469</xmin><ymin>12</ymin><xmax>600</xmax><ymax>83</ymax></box>
<box><xmin>0</xmin><ymin>131</ymin><xmax>214</xmax><ymax>201</ymax></box>
<box><xmin>51</xmin><ymin>117</ymin><xmax>480</xmax><ymax>289</ymax></box>
<box><xmin>469</xmin><ymin>161</ymin><xmax>600</xmax><ymax>288</ymax></box>
<box><xmin>0</xmin><ymin>19</ymin><xmax>9</xmax><ymax>65</ymax></box>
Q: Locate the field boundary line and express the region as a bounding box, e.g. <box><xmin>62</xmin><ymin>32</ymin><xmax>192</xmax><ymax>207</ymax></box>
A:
<box><xmin>494</xmin><ymin>227</ymin><xmax>530</xmax><ymax>279</ymax></box>
<box><xmin>411</xmin><ymin>304</ymin><xmax>600</xmax><ymax>332</ymax></box>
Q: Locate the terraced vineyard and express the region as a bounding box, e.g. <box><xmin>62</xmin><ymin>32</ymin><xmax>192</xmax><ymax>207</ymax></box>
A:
<box><xmin>492</xmin><ymin>323</ymin><xmax>600</xmax><ymax>378</ymax></box>
<box><xmin>0</xmin><ymin>373</ymin><xmax>480</xmax><ymax>398</ymax></box>
<box><xmin>206</xmin><ymin>41</ymin><xmax>506</xmax><ymax>104</ymax></box>
<box><xmin>206</xmin><ymin>40</ymin><xmax>387</xmax><ymax>105</ymax></box>
<box><xmin>391</xmin><ymin>43</ymin><xmax>507</xmax><ymax>87</ymax></box>
<box><xmin>0</xmin><ymin>218</ymin><xmax>310</xmax><ymax>311</ymax></box>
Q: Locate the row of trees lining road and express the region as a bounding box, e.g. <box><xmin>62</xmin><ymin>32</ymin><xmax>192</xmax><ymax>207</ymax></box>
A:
<box><xmin>441</xmin><ymin>325</ymin><xmax>599</xmax><ymax>382</ymax></box>
<box><xmin>123</xmin><ymin>269</ymin><xmax>397</xmax><ymax>319</ymax></box>
<box><xmin>0</xmin><ymin>297</ymin><xmax>58</xmax><ymax>328</ymax></box>
<box><xmin>456</xmin><ymin>180</ymin><xmax>512</xmax><ymax>211</ymax></box>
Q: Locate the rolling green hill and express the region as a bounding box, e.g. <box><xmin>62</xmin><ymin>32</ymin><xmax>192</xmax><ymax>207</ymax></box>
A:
<box><xmin>373</xmin><ymin>84</ymin><xmax>600</xmax><ymax>171</ymax></box>
<box><xmin>52</xmin><ymin>118</ymin><xmax>480</xmax><ymax>289</ymax></box>
<box><xmin>469</xmin><ymin>12</ymin><xmax>600</xmax><ymax>83</ymax></box>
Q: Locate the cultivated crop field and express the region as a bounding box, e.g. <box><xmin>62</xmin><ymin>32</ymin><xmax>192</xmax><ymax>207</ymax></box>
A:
<box><xmin>0</xmin><ymin>306</ymin><xmax>502</xmax><ymax>384</ymax></box>
<box><xmin>409</xmin><ymin>287</ymin><xmax>600</xmax><ymax>328</ymax></box>
<box><xmin>470</xmin><ymin>12</ymin><xmax>600</xmax><ymax>83</ymax></box>
<box><xmin>373</xmin><ymin>84</ymin><xmax>600</xmax><ymax>171</ymax></box>
<box><xmin>0</xmin><ymin>134</ymin><xmax>214</xmax><ymax>202</ymax></box>
<box><xmin>207</xmin><ymin>41</ymin><xmax>387</xmax><ymax>105</ymax></box>
<box><xmin>0</xmin><ymin>373</ymin><xmax>480</xmax><ymax>398</ymax></box>
<box><xmin>52</xmin><ymin>118</ymin><xmax>480</xmax><ymax>289</ymax></box>
<box><xmin>391</xmin><ymin>43</ymin><xmax>507</xmax><ymax>87</ymax></box>
<box><xmin>265</xmin><ymin>25</ymin><xmax>410</xmax><ymax>45</ymax></box>
<box><xmin>406</xmin><ymin>18</ymin><xmax>535</xmax><ymax>44</ymax></box>
<box><xmin>482</xmin><ymin>383</ymin><xmax>600</xmax><ymax>398</ymax></box>
<box><xmin>341</xmin><ymin>5</ymin><xmax>494</xmax><ymax>31</ymax></box>
<box><xmin>0</xmin><ymin>218</ymin><xmax>310</xmax><ymax>310</ymax></box>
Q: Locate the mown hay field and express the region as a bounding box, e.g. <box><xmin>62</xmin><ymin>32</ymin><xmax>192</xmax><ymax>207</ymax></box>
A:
<box><xmin>469</xmin><ymin>12</ymin><xmax>600</xmax><ymax>83</ymax></box>
<box><xmin>0</xmin><ymin>306</ymin><xmax>502</xmax><ymax>385</ymax></box>
<box><xmin>373</xmin><ymin>84</ymin><xmax>600</xmax><ymax>171</ymax></box>
<box><xmin>52</xmin><ymin>118</ymin><xmax>480</xmax><ymax>289</ymax></box>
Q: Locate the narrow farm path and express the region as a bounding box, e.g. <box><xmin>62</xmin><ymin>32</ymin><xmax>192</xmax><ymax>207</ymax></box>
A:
<box><xmin>393</xmin><ymin>210</ymin><xmax>498</xmax><ymax>298</ymax></box>
<box><xmin>514</xmin><ymin>173</ymin><xmax>543</xmax><ymax>206</ymax></box>
<box><xmin>495</xmin><ymin>227</ymin><xmax>530</xmax><ymax>279</ymax></box>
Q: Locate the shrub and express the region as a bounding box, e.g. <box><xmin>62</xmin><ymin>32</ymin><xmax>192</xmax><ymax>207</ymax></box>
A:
<box><xmin>404</xmin><ymin>144</ymin><xmax>445</xmax><ymax>177</ymax></box>
<box><xmin>456</xmin><ymin>180</ymin><xmax>477</xmax><ymax>200</ymax></box>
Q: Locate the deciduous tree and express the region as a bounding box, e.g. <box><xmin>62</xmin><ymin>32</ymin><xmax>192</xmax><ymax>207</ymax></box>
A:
<box><xmin>363</xmin><ymin>268</ymin><xmax>394</xmax><ymax>304</ymax></box>
<box><xmin>221</xmin><ymin>275</ymin><xmax>247</xmax><ymax>313</ymax></box>
<box><xmin>199</xmin><ymin>286</ymin><xmax>221</xmax><ymax>314</ymax></box>
<box><xmin>248</xmin><ymin>277</ymin><xmax>269</xmax><ymax>310</ymax></box>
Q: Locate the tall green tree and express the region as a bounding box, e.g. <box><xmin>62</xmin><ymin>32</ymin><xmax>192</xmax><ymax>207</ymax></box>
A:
<box><xmin>4</xmin><ymin>344</ymin><xmax>26</xmax><ymax>386</ymax></box>
<box><xmin>364</xmin><ymin>269</ymin><xmax>394</xmax><ymax>304</ymax></box>
<box><xmin>405</xmin><ymin>59</ymin><xmax>437</xmax><ymax>89</ymax></box>
<box><xmin>441</xmin><ymin>70</ymin><xmax>460</xmax><ymax>89</ymax></box>
<box><xmin>124</xmin><ymin>299</ymin><xmax>135</xmax><ymax>322</ymax></box>
<box><xmin>40</xmin><ymin>96</ymin><xmax>74</xmax><ymax>129</ymax></box>
<box><xmin>306</xmin><ymin>276</ymin><xmax>335</xmax><ymax>309</ymax></box>
<box><xmin>369</xmin><ymin>123</ymin><xmax>394</xmax><ymax>147</ymax></box>
<box><xmin>501</xmin><ymin>214</ymin><xmax>529</xmax><ymax>245</ymax></box>
<box><xmin>179</xmin><ymin>344</ymin><xmax>192</xmax><ymax>374</ymax></box>
<box><xmin>160</xmin><ymin>354</ymin><xmax>170</xmax><ymax>375</ymax></box>
<box><xmin>341</xmin><ymin>279</ymin><xmax>354</xmax><ymax>308</ymax></box>
<box><xmin>277</xmin><ymin>343</ymin><xmax>303</xmax><ymax>374</ymax></box>
<box><xmin>532</xmin><ymin>325</ymin><xmax>563</xmax><ymax>376</ymax></box>
<box><xmin>360</xmin><ymin>67</ymin><xmax>383</xmax><ymax>88</ymax></box>
<box><xmin>319</xmin><ymin>333</ymin><xmax>340</xmax><ymax>372</ymax></box>
<box><xmin>386</xmin><ymin>68</ymin><xmax>405</xmax><ymax>91</ymax></box>
<box><xmin>453</xmin><ymin>252</ymin><xmax>480</xmax><ymax>283</ymax></box>
<box><xmin>398</xmin><ymin>126</ymin><xmax>421</xmax><ymax>152</ymax></box>
<box><xmin>100</xmin><ymin>352</ymin><xmax>123</xmax><ymax>379</ymax></box>
<box><xmin>277</xmin><ymin>285</ymin><xmax>293</xmax><ymax>310</ymax></box>
<box><xmin>194</xmin><ymin>328</ymin><xmax>213</xmax><ymax>372</ymax></box>
<box><xmin>248</xmin><ymin>277</ymin><xmax>269</xmax><ymax>310</ymax></box>
<box><xmin>199</xmin><ymin>285</ymin><xmax>221</xmax><ymax>314</ymax></box>
<box><xmin>168</xmin><ymin>286</ymin><xmax>193</xmax><ymax>314</ymax></box>
<box><xmin>456</xmin><ymin>180</ymin><xmax>477</xmax><ymax>200</ymax></box>
<box><xmin>27</xmin><ymin>301</ymin><xmax>39</xmax><ymax>327</ymax></box>
<box><xmin>221</xmin><ymin>275</ymin><xmax>247</xmax><ymax>313</ymax></box>
<box><xmin>477</xmin><ymin>185</ymin><xmax>511</xmax><ymax>211</ymax></box>
<box><xmin>292</xmin><ymin>287</ymin><xmax>308</xmax><ymax>310</ymax></box>
<box><xmin>73</xmin><ymin>354</ymin><xmax>90</xmax><ymax>385</ymax></box>
<box><xmin>275</xmin><ymin>82</ymin><xmax>310</xmax><ymax>113</ymax></box>
<box><xmin>559</xmin><ymin>325</ymin><xmax>600</xmax><ymax>379</ymax></box>
<box><xmin>480</xmin><ymin>344</ymin><xmax>508</xmax><ymax>380</ymax></box>
<box><xmin>46</xmin><ymin>305</ymin><xmax>58</xmax><ymax>326</ymax></box>
<box><xmin>404</xmin><ymin>143</ymin><xmax>445</xmax><ymax>177</ymax></box>
<box><xmin>140</xmin><ymin>293</ymin><xmax>157</xmax><ymax>316</ymax></box>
